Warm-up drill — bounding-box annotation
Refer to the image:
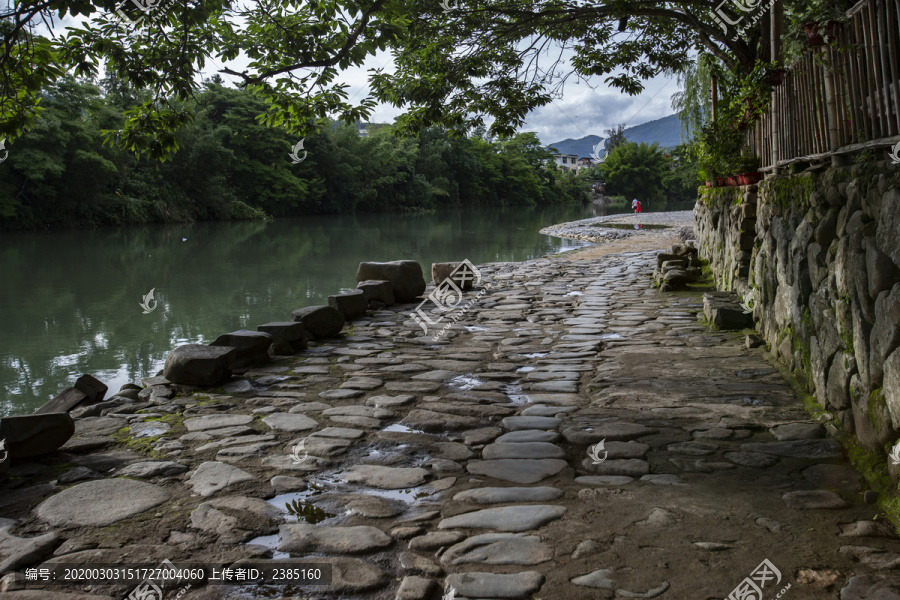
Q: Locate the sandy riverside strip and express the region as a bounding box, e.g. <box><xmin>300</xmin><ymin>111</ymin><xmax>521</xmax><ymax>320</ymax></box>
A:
<box><xmin>539</xmin><ymin>210</ymin><xmax>695</xmax><ymax>244</ymax></box>
<box><xmin>540</xmin><ymin>209</ymin><xmax>696</xmax><ymax>261</ymax></box>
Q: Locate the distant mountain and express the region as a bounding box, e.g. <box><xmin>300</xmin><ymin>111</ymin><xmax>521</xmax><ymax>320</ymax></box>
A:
<box><xmin>623</xmin><ymin>113</ymin><xmax>684</xmax><ymax>148</ymax></box>
<box><xmin>546</xmin><ymin>113</ymin><xmax>684</xmax><ymax>157</ymax></box>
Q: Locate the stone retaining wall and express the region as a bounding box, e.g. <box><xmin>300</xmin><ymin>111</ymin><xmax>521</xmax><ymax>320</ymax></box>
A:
<box><xmin>694</xmin><ymin>161</ymin><xmax>900</xmax><ymax>463</ymax></box>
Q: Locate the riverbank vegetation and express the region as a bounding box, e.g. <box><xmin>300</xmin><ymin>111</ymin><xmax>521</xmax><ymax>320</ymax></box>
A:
<box><xmin>0</xmin><ymin>77</ymin><xmax>590</xmax><ymax>230</ymax></box>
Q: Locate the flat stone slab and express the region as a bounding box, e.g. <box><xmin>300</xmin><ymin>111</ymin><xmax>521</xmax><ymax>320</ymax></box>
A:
<box><xmin>128</xmin><ymin>421</ymin><xmax>171</xmax><ymax>438</ymax></box>
<box><xmin>640</xmin><ymin>474</ymin><xmax>687</xmax><ymax>486</ymax></box>
<box><xmin>366</xmin><ymin>394</ymin><xmax>416</xmax><ymax>407</ymax></box>
<box><xmin>73</xmin><ymin>416</ymin><xmax>128</xmax><ymax>437</ymax></box>
<box><xmin>386</xmin><ymin>381</ymin><xmax>443</xmax><ymax>393</ymax></box>
<box><xmin>741</xmin><ymin>439</ymin><xmax>843</xmax><ymax>458</ymax></box>
<box><xmin>571</xmin><ymin>568</ymin><xmax>615</xmax><ymax>589</ymax></box>
<box><xmin>562</xmin><ymin>422</ymin><xmax>658</xmax><ymax>443</ymax></box>
<box><xmin>341</xmin><ymin>465</ymin><xmax>429</xmax><ymax>489</ymax></box>
<box><xmin>467</xmin><ymin>459</ymin><xmax>568</xmax><ymax>484</ymax></box>
<box><xmin>725</xmin><ymin>451</ymin><xmax>779</xmax><ymax>468</ymax></box>
<box><xmin>483</xmin><ymin>442</ymin><xmax>565</xmax><ymax>460</ymax></box>
<box><xmin>340</xmin><ymin>377</ymin><xmax>384</xmax><ymax>390</ymax></box>
<box><xmin>116</xmin><ymin>461</ymin><xmax>188</xmax><ymax>478</ymax></box>
<box><xmin>667</xmin><ymin>441</ymin><xmax>718</xmax><ymax>456</ymax></box>
<box><xmin>453</xmin><ymin>486</ymin><xmax>563</xmax><ymax>504</ymax></box>
<box><xmin>187</xmin><ymin>461</ymin><xmax>255</xmax><ymax>497</ymax></box>
<box><xmin>34</xmin><ymin>479</ymin><xmax>169</xmax><ymax>526</ymax></box>
<box><xmin>319</xmin><ymin>389</ymin><xmax>365</xmax><ymax>400</ymax></box>
<box><xmin>184</xmin><ymin>414</ymin><xmax>253</xmax><ymax>432</ymax></box>
<box><xmin>438</xmin><ymin>505</ymin><xmax>566</xmax><ymax>532</ymax></box>
<box><xmin>583</xmin><ymin>458</ymin><xmax>650</xmax><ymax>477</ymax></box>
<box><xmin>323</xmin><ymin>406</ymin><xmax>393</xmax><ymax>419</ymax></box>
<box><xmin>576</xmin><ymin>475</ymin><xmax>634</xmax><ymax>486</ymax></box>
<box><xmin>0</xmin><ymin>518</ymin><xmax>59</xmax><ymax>573</ymax></box>
<box><xmin>442</xmin><ymin>533</ymin><xmax>552</xmax><ymax>566</ymax></box>
<box><xmin>262</xmin><ymin>412</ymin><xmax>318</xmax><ymax>432</ymax></box>
<box><xmin>501</xmin><ymin>416</ymin><xmax>562</xmax><ymax>431</ymax></box>
<box><xmin>311</xmin><ymin>427</ymin><xmax>366</xmax><ymax>439</ymax></box>
<box><xmin>496</xmin><ymin>430</ymin><xmax>559</xmax><ymax>443</ymax></box>
<box><xmin>769</xmin><ymin>422</ymin><xmax>825</xmax><ymax>440</ymax></box>
<box><xmin>277</xmin><ymin>524</ymin><xmax>392</xmax><ymax>553</ymax></box>
<box><xmin>444</xmin><ymin>571</ymin><xmax>544</xmax><ymax>599</ymax></box>
<box><xmin>783</xmin><ymin>490</ymin><xmax>850</xmax><ymax>509</ymax></box>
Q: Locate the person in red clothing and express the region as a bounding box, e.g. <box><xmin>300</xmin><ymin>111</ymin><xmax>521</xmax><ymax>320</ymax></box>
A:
<box><xmin>635</xmin><ymin>199</ymin><xmax>643</xmax><ymax>213</ymax></box>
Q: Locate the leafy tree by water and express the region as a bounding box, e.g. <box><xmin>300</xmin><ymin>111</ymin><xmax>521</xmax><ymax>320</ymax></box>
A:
<box><xmin>0</xmin><ymin>78</ymin><xmax>589</xmax><ymax>229</ymax></box>
<box><xmin>597</xmin><ymin>141</ymin><xmax>668</xmax><ymax>203</ymax></box>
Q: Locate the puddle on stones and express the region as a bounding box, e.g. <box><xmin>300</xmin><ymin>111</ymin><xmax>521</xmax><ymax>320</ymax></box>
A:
<box><xmin>465</xmin><ymin>325</ymin><xmax>487</xmax><ymax>332</ymax></box>
<box><xmin>591</xmin><ymin>222</ymin><xmax>671</xmax><ymax>230</ymax></box>
<box><xmin>447</xmin><ymin>374</ymin><xmax>484</xmax><ymax>391</ymax></box>
<box><xmin>516</xmin><ymin>366</ymin><xmax>535</xmax><ymax>373</ymax></box>
<box><xmin>521</xmin><ymin>352</ymin><xmax>549</xmax><ymax>359</ymax></box>
<box><xmin>599</xmin><ymin>332</ymin><xmax>625</xmax><ymax>340</ymax></box>
<box><xmin>503</xmin><ymin>383</ymin><xmax>530</xmax><ymax>405</ymax></box>
<box><xmin>381</xmin><ymin>423</ymin><xmax>426</xmax><ymax>434</ymax></box>
<box><xmin>564</xmin><ymin>291</ymin><xmax>584</xmax><ymax>297</ymax></box>
<box><xmin>245</xmin><ymin>534</ymin><xmax>289</xmax><ymax>560</ymax></box>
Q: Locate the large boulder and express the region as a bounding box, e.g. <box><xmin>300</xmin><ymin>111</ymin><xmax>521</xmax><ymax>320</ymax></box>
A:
<box><xmin>163</xmin><ymin>344</ymin><xmax>236</xmax><ymax>386</ymax></box>
<box><xmin>33</xmin><ymin>374</ymin><xmax>108</xmax><ymax>415</ymax></box>
<box><xmin>257</xmin><ymin>321</ymin><xmax>310</xmax><ymax>354</ymax></box>
<box><xmin>33</xmin><ymin>388</ymin><xmax>88</xmax><ymax>415</ymax></box>
<box><xmin>0</xmin><ymin>413</ymin><xmax>75</xmax><ymax>459</ymax></box>
<box><xmin>73</xmin><ymin>374</ymin><xmax>108</xmax><ymax>404</ymax></box>
<box><xmin>328</xmin><ymin>290</ymin><xmax>368</xmax><ymax>320</ymax></box>
<box><xmin>291</xmin><ymin>305</ymin><xmax>345</xmax><ymax>339</ymax></box>
<box><xmin>357</xmin><ymin>280</ymin><xmax>395</xmax><ymax>306</ymax></box>
<box><xmin>356</xmin><ymin>261</ymin><xmax>426</xmax><ymax>302</ymax></box>
<box><xmin>210</xmin><ymin>330</ymin><xmax>273</xmax><ymax>370</ymax></box>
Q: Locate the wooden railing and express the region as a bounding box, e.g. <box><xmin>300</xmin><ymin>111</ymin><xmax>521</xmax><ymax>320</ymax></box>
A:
<box><xmin>746</xmin><ymin>0</ymin><xmax>900</xmax><ymax>170</ymax></box>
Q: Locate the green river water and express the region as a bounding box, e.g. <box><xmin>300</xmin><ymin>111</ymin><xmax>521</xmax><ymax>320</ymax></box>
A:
<box><xmin>2</xmin><ymin>204</ymin><xmax>612</xmax><ymax>416</ymax></box>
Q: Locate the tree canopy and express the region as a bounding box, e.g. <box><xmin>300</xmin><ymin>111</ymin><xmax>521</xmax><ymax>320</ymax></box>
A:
<box><xmin>2</xmin><ymin>0</ymin><xmax>783</xmax><ymax>157</ymax></box>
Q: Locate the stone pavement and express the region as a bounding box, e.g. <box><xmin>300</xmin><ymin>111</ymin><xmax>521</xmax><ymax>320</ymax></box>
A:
<box><xmin>3</xmin><ymin>251</ymin><xmax>900</xmax><ymax>600</ymax></box>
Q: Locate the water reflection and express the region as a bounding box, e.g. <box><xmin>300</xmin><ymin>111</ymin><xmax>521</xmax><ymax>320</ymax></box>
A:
<box><xmin>0</xmin><ymin>204</ymin><xmax>592</xmax><ymax>415</ymax></box>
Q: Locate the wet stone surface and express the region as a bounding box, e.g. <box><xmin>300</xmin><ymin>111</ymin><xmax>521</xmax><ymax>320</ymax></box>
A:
<box><xmin>1</xmin><ymin>245</ymin><xmax>896</xmax><ymax>600</ymax></box>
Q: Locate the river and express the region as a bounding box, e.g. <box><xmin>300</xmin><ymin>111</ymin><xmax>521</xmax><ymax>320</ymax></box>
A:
<box><xmin>0</xmin><ymin>201</ymin><xmax>688</xmax><ymax>416</ymax></box>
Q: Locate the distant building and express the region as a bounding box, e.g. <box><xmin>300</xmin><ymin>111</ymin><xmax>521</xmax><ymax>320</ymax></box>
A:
<box><xmin>358</xmin><ymin>128</ymin><xmax>368</xmax><ymax>137</ymax></box>
<box><xmin>551</xmin><ymin>153</ymin><xmax>580</xmax><ymax>171</ymax></box>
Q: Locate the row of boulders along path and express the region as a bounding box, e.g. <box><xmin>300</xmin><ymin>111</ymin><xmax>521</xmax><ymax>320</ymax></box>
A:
<box><xmin>2</xmin><ymin>253</ymin><xmax>900</xmax><ymax>600</ymax></box>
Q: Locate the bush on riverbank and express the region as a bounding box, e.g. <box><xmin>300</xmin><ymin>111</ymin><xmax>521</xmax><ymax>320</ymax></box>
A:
<box><xmin>0</xmin><ymin>77</ymin><xmax>590</xmax><ymax>230</ymax></box>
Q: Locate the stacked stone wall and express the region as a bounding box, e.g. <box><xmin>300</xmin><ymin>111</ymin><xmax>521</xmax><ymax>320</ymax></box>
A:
<box><xmin>694</xmin><ymin>161</ymin><xmax>900</xmax><ymax>466</ymax></box>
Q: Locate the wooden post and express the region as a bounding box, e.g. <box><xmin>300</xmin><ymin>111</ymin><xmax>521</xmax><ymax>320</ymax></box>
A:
<box><xmin>823</xmin><ymin>46</ymin><xmax>848</xmax><ymax>166</ymax></box>
<box><xmin>770</xmin><ymin>0</ymin><xmax>784</xmax><ymax>174</ymax></box>
<box><xmin>711</xmin><ymin>75</ymin><xmax>718</xmax><ymax>122</ymax></box>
